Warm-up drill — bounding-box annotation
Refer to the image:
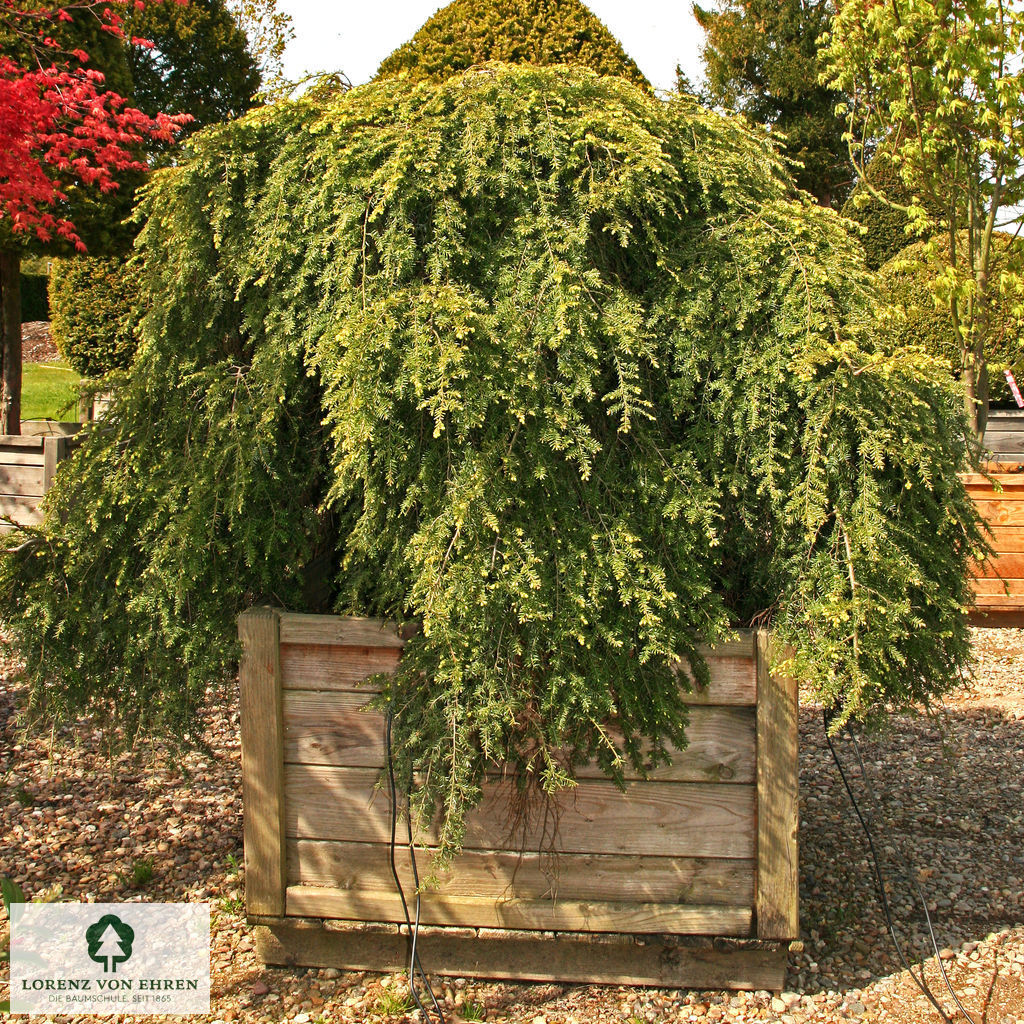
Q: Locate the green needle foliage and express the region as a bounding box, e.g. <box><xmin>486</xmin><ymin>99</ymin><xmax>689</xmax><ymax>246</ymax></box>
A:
<box><xmin>0</xmin><ymin>66</ymin><xmax>983</xmax><ymax>862</ymax></box>
<box><xmin>376</xmin><ymin>0</ymin><xmax>649</xmax><ymax>90</ymax></box>
<box><xmin>49</xmin><ymin>256</ymin><xmax>143</xmax><ymax>377</ymax></box>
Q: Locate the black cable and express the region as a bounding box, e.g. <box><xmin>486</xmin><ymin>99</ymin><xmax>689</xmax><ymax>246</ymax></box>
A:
<box><xmin>385</xmin><ymin>711</ymin><xmax>447</xmax><ymax>1024</ymax></box>
<box><xmin>823</xmin><ymin>708</ymin><xmax>966</xmax><ymax>1024</ymax></box>
<box><xmin>843</xmin><ymin>724</ymin><xmax>977</xmax><ymax>1024</ymax></box>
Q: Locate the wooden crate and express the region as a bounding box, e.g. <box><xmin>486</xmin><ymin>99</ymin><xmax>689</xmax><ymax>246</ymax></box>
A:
<box><xmin>0</xmin><ymin>434</ymin><xmax>79</xmax><ymax>531</ymax></box>
<box><xmin>984</xmin><ymin>410</ymin><xmax>1024</xmax><ymax>461</ymax></box>
<box><xmin>239</xmin><ymin>609</ymin><xmax>799</xmax><ymax>990</ymax></box>
<box><xmin>963</xmin><ymin>467</ymin><xmax>1024</xmax><ymax>624</ymax></box>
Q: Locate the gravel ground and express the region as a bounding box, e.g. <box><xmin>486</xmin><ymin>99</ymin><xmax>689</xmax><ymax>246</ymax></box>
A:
<box><xmin>1</xmin><ymin>629</ymin><xmax>1022</xmax><ymax>1023</ymax></box>
<box><xmin>21</xmin><ymin>322</ymin><xmax>59</xmax><ymax>364</ymax></box>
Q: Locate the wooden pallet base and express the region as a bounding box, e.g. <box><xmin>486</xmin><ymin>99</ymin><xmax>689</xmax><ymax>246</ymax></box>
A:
<box><xmin>968</xmin><ymin>608</ymin><xmax>1024</xmax><ymax>628</ymax></box>
<box><xmin>253</xmin><ymin>919</ymin><xmax>788</xmax><ymax>991</ymax></box>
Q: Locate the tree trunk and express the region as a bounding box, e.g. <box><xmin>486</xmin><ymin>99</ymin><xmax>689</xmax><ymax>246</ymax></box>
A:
<box><xmin>976</xmin><ymin>357</ymin><xmax>989</xmax><ymax>442</ymax></box>
<box><xmin>962</xmin><ymin>354</ymin><xmax>989</xmax><ymax>461</ymax></box>
<box><xmin>963</xmin><ymin>360</ymin><xmax>978</xmax><ymax>433</ymax></box>
<box><xmin>0</xmin><ymin>250</ymin><xmax>22</xmax><ymax>436</ymax></box>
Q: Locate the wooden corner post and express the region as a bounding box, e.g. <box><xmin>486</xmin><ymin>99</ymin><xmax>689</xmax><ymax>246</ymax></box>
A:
<box><xmin>239</xmin><ymin>606</ymin><xmax>286</xmax><ymax>918</ymax></box>
<box><xmin>42</xmin><ymin>436</ymin><xmax>69</xmax><ymax>493</ymax></box>
<box><xmin>754</xmin><ymin>630</ymin><xmax>799</xmax><ymax>940</ymax></box>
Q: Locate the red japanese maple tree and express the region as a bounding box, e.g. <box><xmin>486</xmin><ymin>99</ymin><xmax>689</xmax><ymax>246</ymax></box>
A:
<box><xmin>0</xmin><ymin>0</ymin><xmax>190</xmax><ymax>433</ymax></box>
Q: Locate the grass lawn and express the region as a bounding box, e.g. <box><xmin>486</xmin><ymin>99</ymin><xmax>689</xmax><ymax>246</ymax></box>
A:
<box><xmin>21</xmin><ymin>361</ymin><xmax>81</xmax><ymax>422</ymax></box>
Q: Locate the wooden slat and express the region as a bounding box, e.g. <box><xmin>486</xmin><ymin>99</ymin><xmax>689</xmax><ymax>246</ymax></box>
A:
<box><xmin>970</xmin><ymin>552</ymin><xmax>1024</xmax><ymax>578</ymax></box>
<box><xmin>974</xmin><ymin>594</ymin><xmax>1024</xmax><ymax>608</ymax></box>
<box><xmin>284</xmin><ymin>884</ymin><xmax>753</xmax><ymax>936</ymax></box>
<box><xmin>255</xmin><ymin>922</ymin><xmax>788</xmax><ymax>990</ymax></box>
<box><xmin>961</xmin><ymin>478</ymin><xmax>1024</xmax><ymax>494</ymax></box>
<box><xmin>288</xmin><ymin>839</ymin><xmax>755</xmax><ymax>906</ymax></box>
<box><xmin>239</xmin><ymin>607</ymin><xmax>287</xmax><ymax>917</ymax></box>
<box><xmin>284</xmin><ymin>765</ymin><xmax>756</xmax><ymax>860</ymax></box>
<box><xmin>981</xmin><ymin>526</ymin><xmax>1024</xmax><ymax>551</ymax></box>
<box><xmin>679</xmin><ymin>656</ymin><xmax>757</xmax><ymax>706</ymax></box>
<box><xmin>0</xmin><ymin>435</ymin><xmax>46</xmax><ymax>449</ymax></box>
<box><xmin>969</xmin><ymin>608</ymin><xmax>1024</xmax><ymax>628</ymax></box>
<box><xmin>42</xmin><ymin>435</ymin><xmax>70</xmax><ymax>492</ymax></box>
<box><xmin>0</xmin><ymin>495</ymin><xmax>41</xmax><ymax>525</ymax></box>
<box><xmin>984</xmin><ymin>435</ymin><xmax>1024</xmax><ymax>454</ymax></box>
<box><xmin>984</xmin><ymin>421</ymin><xmax>1024</xmax><ymax>433</ymax></box>
<box><xmin>278</xmin><ymin>613</ymin><xmax>406</xmax><ymax>648</ymax></box>
<box><xmin>0</xmin><ymin>451</ymin><xmax>45</xmax><ymax>467</ymax></box>
<box><xmin>973</xmin><ymin>499</ymin><xmax>1024</xmax><ymax>528</ymax></box>
<box><xmin>971</xmin><ymin>578</ymin><xmax>1024</xmax><ymax>596</ymax></box>
<box><xmin>696</xmin><ymin>631</ymin><xmax>755</xmax><ymax>659</ymax></box>
<box><xmin>0</xmin><ymin>463</ymin><xmax>44</xmax><ymax>496</ymax></box>
<box><xmin>43</xmin><ymin>436</ymin><xmax>58</xmax><ymax>492</ymax></box>
<box><xmin>280</xmin><ymin>642</ymin><xmax>400</xmax><ymax>691</ymax></box>
<box><xmin>283</xmin><ymin>694</ymin><xmax>756</xmax><ymax>783</ymax></box>
<box><xmin>281</xmin><ymin>639</ymin><xmax>754</xmax><ymax>704</ymax></box>
<box><xmin>755</xmin><ymin>631</ymin><xmax>799</xmax><ymax>941</ymax></box>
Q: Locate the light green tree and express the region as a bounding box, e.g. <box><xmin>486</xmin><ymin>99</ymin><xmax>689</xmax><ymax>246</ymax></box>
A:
<box><xmin>823</xmin><ymin>0</ymin><xmax>1024</xmax><ymax>443</ymax></box>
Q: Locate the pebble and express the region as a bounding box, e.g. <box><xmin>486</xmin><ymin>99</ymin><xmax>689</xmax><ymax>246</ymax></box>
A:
<box><xmin>1</xmin><ymin>627</ymin><xmax>1024</xmax><ymax>1022</ymax></box>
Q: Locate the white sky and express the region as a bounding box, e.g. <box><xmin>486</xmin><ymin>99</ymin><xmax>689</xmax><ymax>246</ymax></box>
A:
<box><xmin>276</xmin><ymin>1</ymin><xmax>706</xmax><ymax>93</ymax></box>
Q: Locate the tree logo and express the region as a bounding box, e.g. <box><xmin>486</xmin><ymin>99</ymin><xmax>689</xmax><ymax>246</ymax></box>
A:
<box><xmin>85</xmin><ymin>915</ymin><xmax>134</xmax><ymax>973</ymax></box>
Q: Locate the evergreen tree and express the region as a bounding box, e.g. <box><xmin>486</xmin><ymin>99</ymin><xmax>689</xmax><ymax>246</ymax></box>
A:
<box><xmin>0</xmin><ymin>67</ymin><xmax>982</xmax><ymax>862</ymax></box>
<box><xmin>123</xmin><ymin>0</ymin><xmax>260</xmax><ymax>135</ymax></box>
<box><xmin>693</xmin><ymin>0</ymin><xmax>850</xmax><ymax>207</ymax></box>
<box><xmin>376</xmin><ymin>0</ymin><xmax>649</xmax><ymax>89</ymax></box>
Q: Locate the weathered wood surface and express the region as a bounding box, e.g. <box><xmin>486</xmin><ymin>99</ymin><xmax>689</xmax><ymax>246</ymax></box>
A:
<box><xmin>285</xmin><ymin>764</ymin><xmax>756</xmax><ymax>860</ymax></box>
<box><xmin>280</xmin><ymin>642</ymin><xmax>400</xmax><ymax>691</ymax></box>
<box><xmin>255</xmin><ymin>922</ymin><xmax>789</xmax><ymax>990</ymax></box>
<box><xmin>0</xmin><ymin>433</ymin><xmax>78</xmax><ymax>530</ymax></box>
<box><xmin>0</xmin><ymin>435</ymin><xmax>49</xmax><ymax>448</ymax></box>
<box><xmin>239</xmin><ymin>608</ymin><xmax>287</xmax><ymax>917</ymax></box>
<box><xmin>971</xmin><ymin>499</ymin><xmax>1024</xmax><ymax>528</ymax></box>
<box><xmin>242</xmin><ymin>611</ymin><xmax>799</xmax><ymax>984</ymax></box>
<box><xmin>0</xmin><ymin>463</ymin><xmax>44</xmax><ymax>496</ymax></box>
<box><xmin>972</xmin><ymin>579</ymin><xmax>1024</xmax><ymax>604</ymax></box>
<box><xmin>0</xmin><ymin>494</ymin><xmax>42</xmax><ymax>525</ymax></box>
<box><xmin>278</xmin><ymin>613</ymin><xmax>405</xmax><ymax>648</ymax></box>
<box><xmin>288</xmin><ymin>839</ymin><xmax>755</xmax><ymax>905</ymax></box>
<box><xmin>284</xmin><ymin>884</ymin><xmax>753</xmax><ymax>935</ymax></box>
<box><xmin>280</xmin><ymin>637</ymin><xmax>757</xmax><ymax>706</ymax></box>
<box><xmin>677</xmin><ymin>656</ymin><xmax>757</xmax><ymax>706</ymax></box>
<box><xmin>754</xmin><ymin>633</ymin><xmax>799</xmax><ymax>940</ymax></box>
<box><xmin>971</xmin><ymin>551</ymin><xmax>1024</xmax><ymax>578</ymax></box>
<box><xmin>283</xmin><ymin>694</ymin><xmax>756</xmax><ymax>783</ymax></box>
<box><xmin>984</xmin><ymin>412</ymin><xmax>1024</xmax><ymax>459</ymax></box>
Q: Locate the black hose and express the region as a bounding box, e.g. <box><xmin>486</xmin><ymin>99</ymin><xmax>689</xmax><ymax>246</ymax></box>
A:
<box><xmin>823</xmin><ymin>708</ymin><xmax>976</xmax><ymax>1024</ymax></box>
<box><xmin>385</xmin><ymin>711</ymin><xmax>447</xmax><ymax>1024</ymax></box>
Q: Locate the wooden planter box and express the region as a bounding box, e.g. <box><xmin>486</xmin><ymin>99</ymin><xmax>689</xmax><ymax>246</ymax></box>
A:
<box><xmin>963</xmin><ymin>467</ymin><xmax>1024</xmax><ymax>624</ymax></box>
<box><xmin>239</xmin><ymin>609</ymin><xmax>799</xmax><ymax>990</ymax></box>
<box><xmin>0</xmin><ymin>433</ymin><xmax>80</xmax><ymax>531</ymax></box>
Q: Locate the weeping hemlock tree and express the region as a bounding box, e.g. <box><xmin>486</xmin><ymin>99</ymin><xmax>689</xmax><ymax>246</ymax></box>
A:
<box><xmin>0</xmin><ymin>66</ymin><xmax>983</xmax><ymax>861</ymax></box>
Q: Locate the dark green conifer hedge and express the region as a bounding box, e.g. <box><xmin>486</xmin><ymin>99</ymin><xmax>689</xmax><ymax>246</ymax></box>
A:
<box><xmin>376</xmin><ymin>0</ymin><xmax>649</xmax><ymax>89</ymax></box>
<box><xmin>48</xmin><ymin>257</ymin><xmax>142</xmax><ymax>377</ymax></box>
<box><xmin>19</xmin><ymin>274</ymin><xmax>49</xmax><ymax>322</ymax></box>
<box><xmin>0</xmin><ymin>66</ymin><xmax>983</xmax><ymax>860</ymax></box>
